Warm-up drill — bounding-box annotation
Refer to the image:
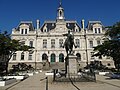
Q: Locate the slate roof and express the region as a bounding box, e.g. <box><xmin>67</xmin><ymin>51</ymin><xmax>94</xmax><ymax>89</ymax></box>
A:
<box><xmin>41</xmin><ymin>20</ymin><xmax>81</xmax><ymax>32</ymax></box>
<box><xmin>16</xmin><ymin>21</ymin><xmax>35</xmax><ymax>31</ymax></box>
<box><xmin>87</xmin><ymin>21</ymin><xmax>103</xmax><ymax>30</ymax></box>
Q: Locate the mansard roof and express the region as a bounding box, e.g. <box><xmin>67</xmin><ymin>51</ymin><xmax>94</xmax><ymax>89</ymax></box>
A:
<box><xmin>41</xmin><ymin>20</ymin><xmax>56</xmax><ymax>32</ymax></box>
<box><xmin>40</xmin><ymin>20</ymin><xmax>81</xmax><ymax>32</ymax></box>
<box><xmin>87</xmin><ymin>21</ymin><xmax>103</xmax><ymax>30</ymax></box>
<box><xmin>66</xmin><ymin>20</ymin><xmax>81</xmax><ymax>31</ymax></box>
<box><xmin>16</xmin><ymin>21</ymin><xmax>35</xmax><ymax>31</ymax></box>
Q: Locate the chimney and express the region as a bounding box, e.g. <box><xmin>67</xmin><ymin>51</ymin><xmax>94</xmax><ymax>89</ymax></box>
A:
<box><xmin>81</xmin><ymin>19</ymin><xmax>85</xmax><ymax>29</ymax></box>
<box><xmin>37</xmin><ymin>19</ymin><xmax>40</xmax><ymax>29</ymax></box>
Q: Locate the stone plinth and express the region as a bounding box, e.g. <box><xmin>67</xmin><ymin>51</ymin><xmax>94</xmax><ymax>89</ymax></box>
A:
<box><xmin>68</xmin><ymin>55</ymin><xmax>77</xmax><ymax>75</ymax></box>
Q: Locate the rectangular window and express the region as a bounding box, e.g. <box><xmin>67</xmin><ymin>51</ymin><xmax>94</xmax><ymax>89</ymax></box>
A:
<box><xmin>95</xmin><ymin>28</ymin><xmax>97</xmax><ymax>33</ymax></box>
<box><xmin>59</xmin><ymin>39</ymin><xmax>63</xmax><ymax>48</ymax></box>
<box><xmin>21</xmin><ymin>29</ymin><xmax>24</xmax><ymax>34</ymax></box>
<box><xmin>29</xmin><ymin>41</ymin><xmax>33</xmax><ymax>47</ymax></box>
<box><xmin>13</xmin><ymin>53</ymin><xmax>17</xmax><ymax>60</ymax></box>
<box><xmin>75</xmin><ymin>39</ymin><xmax>80</xmax><ymax>48</ymax></box>
<box><xmin>20</xmin><ymin>41</ymin><xmax>25</xmax><ymax>46</ymax></box>
<box><xmin>98</xmin><ymin>28</ymin><xmax>101</xmax><ymax>33</ymax></box>
<box><xmin>28</xmin><ymin>54</ymin><xmax>32</xmax><ymax>60</ymax></box>
<box><xmin>89</xmin><ymin>41</ymin><xmax>93</xmax><ymax>48</ymax></box>
<box><xmin>83</xmin><ymin>53</ymin><xmax>86</xmax><ymax>60</ymax></box>
<box><xmin>97</xmin><ymin>40</ymin><xmax>101</xmax><ymax>45</ymax></box>
<box><xmin>43</xmin><ymin>39</ymin><xmax>47</xmax><ymax>48</ymax></box>
<box><xmin>51</xmin><ymin>39</ymin><xmax>55</xmax><ymax>48</ymax></box>
<box><xmin>90</xmin><ymin>52</ymin><xmax>94</xmax><ymax>59</ymax></box>
<box><xmin>25</xmin><ymin>29</ymin><xmax>27</xmax><ymax>34</ymax></box>
<box><xmin>21</xmin><ymin>52</ymin><xmax>24</xmax><ymax>60</ymax></box>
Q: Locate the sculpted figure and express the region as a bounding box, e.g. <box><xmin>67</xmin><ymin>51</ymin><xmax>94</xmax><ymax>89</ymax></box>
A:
<box><xmin>63</xmin><ymin>30</ymin><xmax>77</xmax><ymax>55</ymax></box>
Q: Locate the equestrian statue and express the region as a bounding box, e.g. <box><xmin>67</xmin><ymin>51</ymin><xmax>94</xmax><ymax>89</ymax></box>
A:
<box><xmin>63</xmin><ymin>30</ymin><xmax>77</xmax><ymax>55</ymax></box>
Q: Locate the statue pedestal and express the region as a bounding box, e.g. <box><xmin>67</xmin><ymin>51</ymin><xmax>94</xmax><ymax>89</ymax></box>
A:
<box><xmin>68</xmin><ymin>55</ymin><xmax>77</xmax><ymax>76</ymax></box>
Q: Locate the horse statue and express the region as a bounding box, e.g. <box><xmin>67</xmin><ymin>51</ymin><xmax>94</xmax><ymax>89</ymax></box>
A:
<box><xmin>63</xmin><ymin>30</ymin><xmax>77</xmax><ymax>55</ymax></box>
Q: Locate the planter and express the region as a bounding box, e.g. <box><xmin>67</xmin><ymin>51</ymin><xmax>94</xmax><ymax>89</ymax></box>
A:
<box><xmin>39</xmin><ymin>70</ymin><xmax>42</xmax><ymax>73</ymax></box>
<box><xmin>27</xmin><ymin>73</ymin><xmax>34</xmax><ymax>76</ymax></box>
<box><xmin>45</xmin><ymin>72</ymin><xmax>54</xmax><ymax>76</ymax></box>
<box><xmin>4</xmin><ymin>75</ymin><xmax>28</xmax><ymax>80</ymax></box>
<box><xmin>99</xmin><ymin>72</ymin><xmax>109</xmax><ymax>75</ymax></box>
<box><xmin>34</xmin><ymin>71</ymin><xmax>39</xmax><ymax>74</ymax></box>
<box><xmin>0</xmin><ymin>78</ymin><xmax>16</xmax><ymax>86</ymax></box>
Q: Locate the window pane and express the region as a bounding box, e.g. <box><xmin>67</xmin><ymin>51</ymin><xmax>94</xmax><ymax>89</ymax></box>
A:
<box><xmin>59</xmin><ymin>54</ymin><xmax>64</xmax><ymax>62</ymax></box>
<box><xmin>89</xmin><ymin>41</ymin><xmax>93</xmax><ymax>48</ymax></box>
<box><xmin>97</xmin><ymin>40</ymin><xmax>100</xmax><ymax>45</ymax></box>
<box><xmin>59</xmin><ymin>39</ymin><xmax>63</xmax><ymax>48</ymax></box>
<box><xmin>25</xmin><ymin>29</ymin><xmax>27</xmax><ymax>34</ymax></box>
<box><xmin>21</xmin><ymin>52</ymin><xmax>24</xmax><ymax>60</ymax></box>
<box><xmin>91</xmin><ymin>52</ymin><xmax>94</xmax><ymax>59</ymax></box>
<box><xmin>21</xmin><ymin>29</ymin><xmax>24</xmax><ymax>34</ymax></box>
<box><xmin>75</xmin><ymin>39</ymin><xmax>80</xmax><ymax>48</ymax></box>
<box><xmin>98</xmin><ymin>28</ymin><xmax>101</xmax><ymax>33</ymax></box>
<box><xmin>20</xmin><ymin>41</ymin><xmax>25</xmax><ymax>45</ymax></box>
<box><xmin>51</xmin><ymin>54</ymin><xmax>56</xmax><ymax>62</ymax></box>
<box><xmin>28</xmin><ymin>54</ymin><xmax>32</xmax><ymax>60</ymax></box>
<box><xmin>42</xmin><ymin>54</ymin><xmax>48</xmax><ymax>60</ymax></box>
<box><xmin>95</xmin><ymin>28</ymin><xmax>97</xmax><ymax>33</ymax></box>
<box><xmin>43</xmin><ymin>39</ymin><xmax>47</xmax><ymax>48</ymax></box>
<box><xmin>51</xmin><ymin>39</ymin><xmax>55</xmax><ymax>48</ymax></box>
<box><xmin>30</xmin><ymin>41</ymin><xmax>33</xmax><ymax>47</ymax></box>
<box><xmin>13</xmin><ymin>53</ymin><xmax>16</xmax><ymax>60</ymax></box>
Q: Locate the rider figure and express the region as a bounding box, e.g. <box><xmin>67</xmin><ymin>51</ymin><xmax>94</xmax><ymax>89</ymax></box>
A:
<box><xmin>63</xmin><ymin>30</ymin><xmax>76</xmax><ymax>55</ymax></box>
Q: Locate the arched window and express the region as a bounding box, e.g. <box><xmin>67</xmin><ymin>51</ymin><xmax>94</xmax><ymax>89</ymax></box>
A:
<box><xmin>59</xmin><ymin>53</ymin><xmax>64</xmax><ymax>62</ymax></box>
<box><xmin>76</xmin><ymin>53</ymin><xmax>81</xmax><ymax>61</ymax></box>
<box><xmin>21</xmin><ymin>52</ymin><xmax>24</xmax><ymax>60</ymax></box>
<box><xmin>51</xmin><ymin>53</ymin><xmax>56</xmax><ymax>62</ymax></box>
<box><xmin>42</xmin><ymin>53</ymin><xmax>48</xmax><ymax>61</ymax></box>
<box><xmin>60</xmin><ymin>11</ymin><xmax>62</xmax><ymax>17</ymax></box>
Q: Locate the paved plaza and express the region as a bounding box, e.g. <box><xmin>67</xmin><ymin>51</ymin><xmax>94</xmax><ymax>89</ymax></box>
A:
<box><xmin>0</xmin><ymin>71</ymin><xmax>120</xmax><ymax>90</ymax></box>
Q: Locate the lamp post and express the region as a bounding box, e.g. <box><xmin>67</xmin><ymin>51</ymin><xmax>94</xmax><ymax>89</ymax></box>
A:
<box><xmin>40</xmin><ymin>77</ymin><xmax>48</xmax><ymax>90</ymax></box>
<box><xmin>46</xmin><ymin>77</ymin><xmax>48</xmax><ymax>90</ymax></box>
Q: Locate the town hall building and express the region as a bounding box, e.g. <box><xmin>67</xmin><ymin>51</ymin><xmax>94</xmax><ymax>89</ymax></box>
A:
<box><xmin>10</xmin><ymin>2</ymin><xmax>114</xmax><ymax>69</ymax></box>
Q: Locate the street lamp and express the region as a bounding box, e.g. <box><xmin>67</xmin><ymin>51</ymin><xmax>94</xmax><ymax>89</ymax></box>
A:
<box><xmin>40</xmin><ymin>77</ymin><xmax>48</xmax><ymax>90</ymax></box>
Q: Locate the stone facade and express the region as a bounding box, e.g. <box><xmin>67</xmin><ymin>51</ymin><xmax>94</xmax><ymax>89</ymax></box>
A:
<box><xmin>10</xmin><ymin>3</ymin><xmax>114</xmax><ymax>69</ymax></box>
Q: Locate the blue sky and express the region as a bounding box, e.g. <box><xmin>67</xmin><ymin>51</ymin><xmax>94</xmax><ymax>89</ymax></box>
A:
<box><xmin>0</xmin><ymin>0</ymin><xmax>120</xmax><ymax>33</ymax></box>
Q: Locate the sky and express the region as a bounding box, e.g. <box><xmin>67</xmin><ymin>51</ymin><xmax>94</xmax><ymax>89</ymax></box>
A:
<box><xmin>0</xmin><ymin>0</ymin><xmax>120</xmax><ymax>33</ymax></box>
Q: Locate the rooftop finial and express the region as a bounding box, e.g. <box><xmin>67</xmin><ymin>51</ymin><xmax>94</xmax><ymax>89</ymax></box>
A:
<box><xmin>60</xmin><ymin>0</ymin><xmax>62</xmax><ymax>7</ymax></box>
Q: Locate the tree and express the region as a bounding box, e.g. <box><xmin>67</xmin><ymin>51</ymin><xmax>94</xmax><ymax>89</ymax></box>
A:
<box><xmin>0</xmin><ymin>31</ymin><xmax>33</xmax><ymax>75</ymax></box>
<box><xmin>93</xmin><ymin>22</ymin><xmax>120</xmax><ymax>71</ymax></box>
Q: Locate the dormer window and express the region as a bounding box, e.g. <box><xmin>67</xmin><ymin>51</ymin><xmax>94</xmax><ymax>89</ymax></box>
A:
<box><xmin>21</xmin><ymin>29</ymin><xmax>24</xmax><ymax>34</ymax></box>
<box><xmin>98</xmin><ymin>28</ymin><xmax>101</xmax><ymax>33</ymax></box>
<box><xmin>25</xmin><ymin>29</ymin><xmax>27</xmax><ymax>34</ymax></box>
<box><xmin>21</xmin><ymin>28</ymin><xmax>28</xmax><ymax>34</ymax></box>
<box><xmin>94</xmin><ymin>28</ymin><xmax>101</xmax><ymax>34</ymax></box>
<box><xmin>95</xmin><ymin>28</ymin><xmax>97</xmax><ymax>33</ymax></box>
